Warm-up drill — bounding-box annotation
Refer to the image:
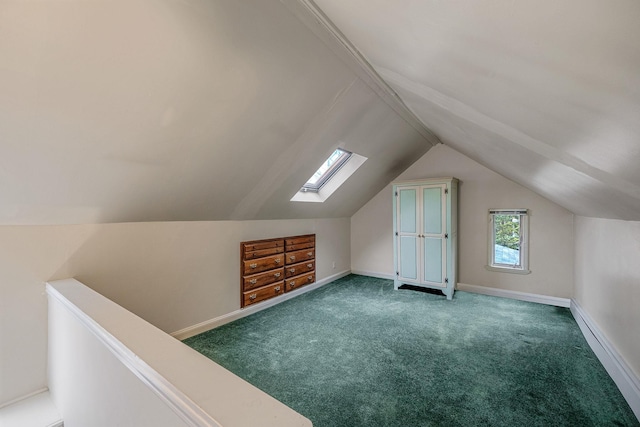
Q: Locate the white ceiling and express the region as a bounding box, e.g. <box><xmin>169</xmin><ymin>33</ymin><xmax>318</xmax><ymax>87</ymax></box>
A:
<box><xmin>1</xmin><ymin>0</ymin><xmax>639</xmax><ymax>224</ymax></box>
<box><xmin>0</xmin><ymin>0</ymin><xmax>435</xmax><ymax>224</ymax></box>
<box><xmin>313</xmin><ymin>0</ymin><xmax>640</xmax><ymax>220</ymax></box>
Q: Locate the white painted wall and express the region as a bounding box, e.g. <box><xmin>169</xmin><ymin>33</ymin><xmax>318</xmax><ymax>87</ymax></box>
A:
<box><xmin>574</xmin><ymin>216</ymin><xmax>640</xmax><ymax>379</ymax></box>
<box><xmin>48</xmin><ymin>286</ymin><xmax>191</xmax><ymax>427</ymax></box>
<box><xmin>0</xmin><ymin>219</ymin><xmax>350</xmax><ymax>406</ymax></box>
<box><xmin>351</xmin><ymin>144</ymin><xmax>574</xmax><ymax>297</ymax></box>
<box><xmin>48</xmin><ymin>279</ymin><xmax>311</xmax><ymax>427</ymax></box>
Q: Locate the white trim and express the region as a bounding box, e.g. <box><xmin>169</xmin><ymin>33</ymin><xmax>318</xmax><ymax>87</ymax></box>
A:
<box><xmin>0</xmin><ymin>390</ymin><xmax>63</xmax><ymax>427</ymax></box>
<box><xmin>0</xmin><ymin>387</ymin><xmax>49</xmax><ymax>410</ymax></box>
<box><xmin>279</xmin><ymin>0</ymin><xmax>440</xmax><ymax>146</ymax></box>
<box><xmin>46</xmin><ymin>282</ymin><xmax>223</xmax><ymax>427</ymax></box>
<box><xmin>392</xmin><ymin>177</ymin><xmax>457</xmax><ymax>187</ymax></box>
<box><xmin>350</xmin><ymin>270</ymin><xmax>395</xmax><ymax>280</ymax></box>
<box><xmin>171</xmin><ymin>270</ymin><xmax>350</xmax><ymax>340</ymax></box>
<box><xmin>457</xmin><ymin>282</ymin><xmax>570</xmax><ymax>307</ymax></box>
<box><xmin>570</xmin><ymin>299</ymin><xmax>640</xmax><ymax>421</ymax></box>
<box><xmin>488</xmin><ymin>209</ymin><xmax>529</xmax><ymax>273</ymax></box>
<box><xmin>484</xmin><ymin>265</ymin><xmax>531</xmax><ymax>275</ymax></box>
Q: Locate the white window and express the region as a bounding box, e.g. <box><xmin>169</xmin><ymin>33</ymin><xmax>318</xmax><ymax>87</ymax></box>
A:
<box><xmin>486</xmin><ymin>209</ymin><xmax>530</xmax><ymax>274</ymax></box>
<box><xmin>301</xmin><ymin>148</ymin><xmax>352</xmax><ymax>193</ymax></box>
<box><xmin>291</xmin><ymin>148</ymin><xmax>367</xmax><ymax>203</ymax></box>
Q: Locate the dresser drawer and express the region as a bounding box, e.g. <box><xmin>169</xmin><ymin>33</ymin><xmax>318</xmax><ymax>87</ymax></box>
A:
<box><xmin>285</xmin><ymin>261</ymin><xmax>315</xmax><ymax>278</ymax></box>
<box><xmin>285</xmin><ymin>235</ymin><xmax>315</xmax><ymax>251</ymax></box>
<box><xmin>244</xmin><ymin>246</ymin><xmax>284</xmax><ymax>260</ymax></box>
<box><xmin>243</xmin><ymin>267</ymin><xmax>284</xmax><ymax>291</ymax></box>
<box><xmin>285</xmin><ymin>273</ymin><xmax>315</xmax><ymax>292</ymax></box>
<box><xmin>243</xmin><ymin>281</ymin><xmax>284</xmax><ymax>306</ymax></box>
<box><xmin>242</xmin><ymin>254</ymin><xmax>284</xmax><ymax>275</ymax></box>
<box><xmin>285</xmin><ymin>249</ymin><xmax>314</xmax><ymax>265</ymax></box>
<box><xmin>243</xmin><ymin>239</ymin><xmax>284</xmax><ymax>253</ymax></box>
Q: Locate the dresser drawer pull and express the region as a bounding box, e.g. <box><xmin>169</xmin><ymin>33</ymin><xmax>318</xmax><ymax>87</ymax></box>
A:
<box><xmin>249</xmin><ymin>263</ymin><xmax>257</xmax><ymax>269</ymax></box>
<box><xmin>249</xmin><ymin>279</ymin><xmax>257</xmax><ymax>284</ymax></box>
<box><xmin>307</xmin><ymin>276</ymin><xmax>313</xmax><ymax>281</ymax></box>
<box><xmin>307</xmin><ymin>263</ymin><xmax>312</xmax><ymax>268</ymax></box>
<box><xmin>290</xmin><ymin>282</ymin><xmax>296</xmax><ymax>288</ymax></box>
<box><xmin>275</xmin><ymin>258</ymin><xmax>281</xmax><ymax>264</ymax></box>
<box><xmin>275</xmin><ymin>286</ymin><xmax>281</xmax><ymax>292</ymax></box>
<box><xmin>290</xmin><ymin>255</ymin><xmax>295</xmax><ymax>261</ymax></box>
<box><xmin>307</xmin><ymin>252</ymin><xmax>313</xmax><ymax>256</ymax></box>
<box><xmin>274</xmin><ymin>272</ymin><xmax>281</xmax><ymax>278</ymax></box>
<box><xmin>249</xmin><ymin>293</ymin><xmax>257</xmax><ymax>300</ymax></box>
<box><xmin>289</xmin><ymin>268</ymin><xmax>296</xmax><ymax>273</ymax></box>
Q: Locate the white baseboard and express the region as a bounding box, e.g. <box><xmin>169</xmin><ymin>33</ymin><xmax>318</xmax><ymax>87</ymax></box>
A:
<box><xmin>171</xmin><ymin>270</ymin><xmax>351</xmax><ymax>340</ymax></box>
<box><xmin>570</xmin><ymin>299</ymin><xmax>640</xmax><ymax>421</ymax></box>
<box><xmin>0</xmin><ymin>390</ymin><xmax>63</xmax><ymax>427</ymax></box>
<box><xmin>350</xmin><ymin>270</ymin><xmax>394</xmax><ymax>280</ymax></box>
<box><xmin>0</xmin><ymin>387</ymin><xmax>49</xmax><ymax>410</ymax></box>
<box><xmin>457</xmin><ymin>282</ymin><xmax>571</xmax><ymax>307</ymax></box>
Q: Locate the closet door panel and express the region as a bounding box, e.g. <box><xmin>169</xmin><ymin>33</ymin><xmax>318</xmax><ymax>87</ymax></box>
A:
<box><xmin>399</xmin><ymin>236</ymin><xmax>419</xmax><ymax>281</ymax></box>
<box><xmin>399</xmin><ymin>188</ymin><xmax>417</xmax><ymax>233</ymax></box>
<box><xmin>422</xmin><ymin>187</ymin><xmax>442</xmax><ymax>234</ymax></box>
<box><xmin>423</xmin><ymin>237</ymin><xmax>443</xmax><ymax>285</ymax></box>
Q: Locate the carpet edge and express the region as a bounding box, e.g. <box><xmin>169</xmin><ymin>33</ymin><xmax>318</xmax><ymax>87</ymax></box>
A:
<box><xmin>571</xmin><ymin>299</ymin><xmax>640</xmax><ymax>422</ymax></box>
<box><xmin>171</xmin><ymin>270</ymin><xmax>351</xmax><ymax>340</ymax></box>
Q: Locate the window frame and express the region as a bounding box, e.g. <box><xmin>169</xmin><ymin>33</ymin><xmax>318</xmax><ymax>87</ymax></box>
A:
<box><xmin>486</xmin><ymin>209</ymin><xmax>530</xmax><ymax>275</ymax></box>
<box><xmin>300</xmin><ymin>148</ymin><xmax>352</xmax><ymax>193</ymax></box>
<box><xmin>291</xmin><ymin>149</ymin><xmax>367</xmax><ymax>204</ymax></box>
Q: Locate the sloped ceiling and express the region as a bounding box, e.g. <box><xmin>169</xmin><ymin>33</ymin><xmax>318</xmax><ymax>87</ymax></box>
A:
<box><xmin>3</xmin><ymin>1</ymin><xmax>639</xmax><ymax>225</ymax></box>
<box><xmin>0</xmin><ymin>0</ymin><xmax>436</xmax><ymax>225</ymax></box>
<box><xmin>312</xmin><ymin>0</ymin><xmax>640</xmax><ymax>220</ymax></box>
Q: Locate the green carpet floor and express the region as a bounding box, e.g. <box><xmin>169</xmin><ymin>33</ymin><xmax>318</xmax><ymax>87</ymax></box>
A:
<box><xmin>184</xmin><ymin>275</ymin><xmax>639</xmax><ymax>426</ymax></box>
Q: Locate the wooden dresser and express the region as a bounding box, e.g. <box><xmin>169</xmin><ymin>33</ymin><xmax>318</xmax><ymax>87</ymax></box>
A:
<box><xmin>241</xmin><ymin>234</ymin><xmax>316</xmax><ymax>308</ymax></box>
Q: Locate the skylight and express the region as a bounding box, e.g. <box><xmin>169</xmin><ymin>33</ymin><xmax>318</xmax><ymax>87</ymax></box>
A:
<box><xmin>301</xmin><ymin>148</ymin><xmax>352</xmax><ymax>193</ymax></box>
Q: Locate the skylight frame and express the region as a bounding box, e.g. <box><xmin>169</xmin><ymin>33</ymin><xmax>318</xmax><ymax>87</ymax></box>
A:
<box><xmin>300</xmin><ymin>148</ymin><xmax>352</xmax><ymax>193</ymax></box>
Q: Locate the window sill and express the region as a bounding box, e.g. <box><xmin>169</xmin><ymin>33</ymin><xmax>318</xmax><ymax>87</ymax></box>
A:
<box><xmin>485</xmin><ymin>265</ymin><xmax>531</xmax><ymax>275</ymax></box>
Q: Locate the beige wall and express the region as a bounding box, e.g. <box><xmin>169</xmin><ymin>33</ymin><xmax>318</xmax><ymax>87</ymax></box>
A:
<box><xmin>351</xmin><ymin>144</ymin><xmax>574</xmax><ymax>297</ymax></box>
<box><xmin>0</xmin><ymin>218</ymin><xmax>350</xmax><ymax>406</ymax></box>
<box><xmin>574</xmin><ymin>216</ymin><xmax>640</xmax><ymax>378</ymax></box>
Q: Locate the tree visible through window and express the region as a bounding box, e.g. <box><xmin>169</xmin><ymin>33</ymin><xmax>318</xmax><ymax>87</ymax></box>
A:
<box><xmin>494</xmin><ymin>214</ymin><xmax>520</xmax><ymax>260</ymax></box>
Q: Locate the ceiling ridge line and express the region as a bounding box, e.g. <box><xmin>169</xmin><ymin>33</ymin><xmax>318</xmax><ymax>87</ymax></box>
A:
<box><xmin>377</xmin><ymin>66</ymin><xmax>640</xmax><ymax>202</ymax></box>
<box><xmin>280</xmin><ymin>0</ymin><xmax>441</xmax><ymax>147</ymax></box>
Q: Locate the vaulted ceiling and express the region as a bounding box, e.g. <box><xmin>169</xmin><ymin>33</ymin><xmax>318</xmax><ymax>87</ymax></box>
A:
<box><xmin>1</xmin><ymin>0</ymin><xmax>639</xmax><ymax>224</ymax></box>
<box><xmin>312</xmin><ymin>0</ymin><xmax>640</xmax><ymax>220</ymax></box>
